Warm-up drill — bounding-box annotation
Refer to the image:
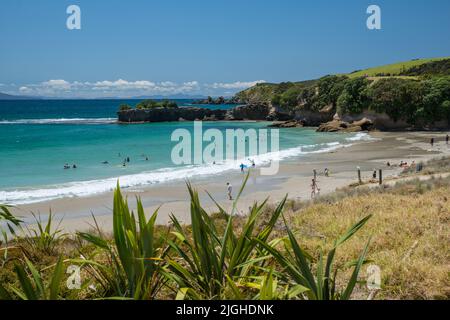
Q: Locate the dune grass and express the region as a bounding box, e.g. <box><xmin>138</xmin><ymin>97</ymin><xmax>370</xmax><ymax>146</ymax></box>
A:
<box><xmin>279</xmin><ymin>176</ymin><xmax>450</xmax><ymax>300</ymax></box>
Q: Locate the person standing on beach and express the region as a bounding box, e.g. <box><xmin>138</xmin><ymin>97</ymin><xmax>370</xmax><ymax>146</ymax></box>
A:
<box><xmin>311</xmin><ymin>179</ymin><xmax>320</xmax><ymax>199</ymax></box>
<box><xmin>240</xmin><ymin>163</ymin><xmax>245</xmax><ymax>173</ymax></box>
<box><xmin>313</xmin><ymin>169</ymin><xmax>317</xmax><ymax>180</ymax></box>
<box><xmin>431</xmin><ymin>138</ymin><xmax>435</xmax><ymax>147</ymax></box>
<box><xmin>227</xmin><ymin>182</ymin><xmax>233</xmax><ymax>200</ymax></box>
<box><xmin>446</xmin><ymin>135</ymin><xmax>449</xmax><ymax>145</ymax></box>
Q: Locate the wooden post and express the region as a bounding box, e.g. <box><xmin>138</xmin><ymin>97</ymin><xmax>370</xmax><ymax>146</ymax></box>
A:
<box><xmin>357</xmin><ymin>167</ymin><xmax>362</xmax><ymax>184</ymax></box>
<box><xmin>379</xmin><ymin>169</ymin><xmax>383</xmax><ymax>185</ymax></box>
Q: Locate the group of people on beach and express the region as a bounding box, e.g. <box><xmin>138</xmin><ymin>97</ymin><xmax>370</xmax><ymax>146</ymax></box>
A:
<box><xmin>430</xmin><ymin>135</ymin><xmax>449</xmax><ymax>147</ymax></box>
<box><xmin>239</xmin><ymin>159</ymin><xmax>256</xmax><ymax>173</ymax></box>
<box><xmin>227</xmin><ymin>167</ymin><xmax>327</xmax><ymax>201</ymax></box>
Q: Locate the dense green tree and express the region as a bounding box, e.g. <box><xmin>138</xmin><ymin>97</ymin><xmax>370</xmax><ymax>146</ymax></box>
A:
<box><xmin>422</xmin><ymin>77</ymin><xmax>450</xmax><ymax>122</ymax></box>
<box><xmin>365</xmin><ymin>78</ymin><xmax>424</xmax><ymax>123</ymax></box>
<box><xmin>336</xmin><ymin>77</ymin><xmax>369</xmax><ymax>114</ymax></box>
<box><xmin>316</xmin><ymin>75</ymin><xmax>348</xmax><ymax>109</ymax></box>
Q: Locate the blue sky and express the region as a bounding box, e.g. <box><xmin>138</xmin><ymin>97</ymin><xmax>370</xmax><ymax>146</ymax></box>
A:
<box><xmin>0</xmin><ymin>0</ymin><xmax>449</xmax><ymax>98</ymax></box>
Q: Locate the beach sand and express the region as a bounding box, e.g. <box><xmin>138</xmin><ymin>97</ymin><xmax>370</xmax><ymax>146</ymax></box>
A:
<box><xmin>10</xmin><ymin>131</ymin><xmax>450</xmax><ymax>234</ymax></box>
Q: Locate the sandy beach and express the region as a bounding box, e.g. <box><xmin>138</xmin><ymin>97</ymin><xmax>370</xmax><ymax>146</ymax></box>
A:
<box><xmin>9</xmin><ymin>131</ymin><xmax>450</xmax><ymax>234</ymax></box>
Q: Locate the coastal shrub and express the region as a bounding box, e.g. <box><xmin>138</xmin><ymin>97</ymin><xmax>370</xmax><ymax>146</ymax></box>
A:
<box><xmin>76</xmin><ymin>184</ymin><xmax>169</xmax><ymax>299</ymax></box>
<box><xmin>118</xmin><ymin>104</ymin><xmax>132</xmax><ymax>111</ymax></box>
<box><xmin>256</xmin><ymin>215</ymin><xmax>372</xmax><ymax>300</ymax></box>
<box><xmin>0</xmin><ymin>205</ymin><xmax>22</xmax><ymax>236</ymax></box>
<box><xmin>166</xmin><ymin>175</ymin><xmax>287</xmax><ymax>300</ymax></box>
<box><xmin>22</xmin><ymin>212</ymin><xmax>65</xmax><ymax>256</ymax></box>
<box><xmin>365</xmin><ymin>78</ymin><xmax>424</xmax><ymax>123</ymax></box>
<box><xmin>315</xmin><ymin>75</ymin><xmax>348</xmax><ymax>110</ymax></box>
<box><xmin>0</xmin><ymin>256</ymin><xmax>64</xmax><ymax>300</ymax></box>
<box><xmin>336</xmin><ymin>77</ymin><xmax>370</xmax><ymax>115</ymax></box>
<box><xmin>135</xmin><ymin>99</ymin><xmax>178</xmax><ymax>110</ymax></box>
<box><xmin>400</xmin><ymin>59</ymin><xmax>450</xmax><ymax>77</ymax></box>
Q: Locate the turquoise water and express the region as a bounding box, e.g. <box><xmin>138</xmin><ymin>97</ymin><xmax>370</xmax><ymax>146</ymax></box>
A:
<box><xmin>0</xmin><ymin>100</ymin><xmax>367</xmax><ymax>204</ymax></box>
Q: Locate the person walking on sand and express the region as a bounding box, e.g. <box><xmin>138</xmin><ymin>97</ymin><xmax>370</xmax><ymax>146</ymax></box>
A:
<box><xmin>227</xmin><ymin>182</ymin><xmax>233</xmax><ymax>200</ymax></box>
<box><xmin>324</xmin><ymin>168</ymin><xmax>329</xmax><ymax>177</ymax></box>
<box><xmin>431</xmin><ymin>138</ymin><xmax>435</xmax><ymax>147</ymax></box>
<box><xmin>240</xmin><ymin>163</ymin><xmax>245</xmax><ymax>173</ymax></box>
<box><xmin>313</xmin><ymin>169</ymin><xmax>317</xmax><ymax>180</ymax></box>
<box><xmin>446</xmin><ymin>135</ymin><xmax>449</xmax><ymax>145</ymax></box>
<box><xmin>311</xmin><ymin>178</ymin><xmax>320</xmax><ymax>199</ymax></box>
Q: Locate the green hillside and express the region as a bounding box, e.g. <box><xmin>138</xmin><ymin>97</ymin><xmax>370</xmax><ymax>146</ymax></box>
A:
<box><xmin>233</xmin><ymin>57</ymin><xmax>450</xmax><ymax>128</ymax></box>
<box><xmin>347</xmin><ymin>57</ymin><xmax>450</xmax><ymax>78</ymax></box>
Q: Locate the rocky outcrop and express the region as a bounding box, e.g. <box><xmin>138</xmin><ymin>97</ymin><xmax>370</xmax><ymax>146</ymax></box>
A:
<box><xmin>341</xmin><ymin>112</ymin><xmax>449</xmax><ymax>131</ymax></box>
<box><xmin>225</xmin><ymin>103</ymin><xmax>271</xmax><ymax>120</ymax></box>
<box><xmin>117</xmin><ymin>103</ymin><xmax>293</xmax><ymax>123</ymax></box>
<box><xmin>317</xmin><ymin>118</ymin><xmax>374</xmax><ymax>133</ymax></box>
<box><xmin>268</xmin><ymin>120</ymin><xmax>304</xmax><ymax>128</ymax></box>
<box><xmin>117</xmin><ymin>107</ymin><xmax>228</xmax><ymax>123</ymax></box>
<box><xmin>293</xmin><ymin>110</ymin><xmax>334</xmax><ymax>127</ymax></box>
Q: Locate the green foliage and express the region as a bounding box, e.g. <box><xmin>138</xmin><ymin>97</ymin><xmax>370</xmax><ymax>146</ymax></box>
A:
<box><xmin>256</xmin><ymin>215</ymin><xmax>372</xmax><ymax>300</ymax></box>
<box><xmin>336</xmin><ymin>77</ymin><xmax>369</xmax><ymax>115</ymax></box>
<box><xmin>401</xmin><ymin>59</ymin><xmax>450</xmax><ymax>77</ymax></box>
<box><xmin>118</xmin><ymin>104</ymin><xmax>132</xmax><ymax>111</ymax></box>
<box><xmin>166</xmin><ymin>175</ymin><xmax>286</xmax><ymax>300</ymax></box>
<box><xmin>77</xmin><ymin>184</ymin><xmax>169</xmax><ymax>299</ymax></box>
<box><xmin>0</xmin><ymin>256</ymin><xmax>64</xmax><ymax>300</ymax></box>
<box><xmin>422</xmin><ymin>76</ymin><xmax>450</xmax><ymax>122</ymax></box>
<box><xmin>136</xmin><ymin>99</ymin><xmax>178</xmax><ymax>110</ymax></box>
<box><xmin>23</xmin><ymin>212</ymin><xmax>65</xmax><ymax>255</ymax></box>
<box><xmin>0</xmin><ymin>205</ymin><xmax>22</xmax><ymax>236</ymax></box>
<box><xmin>316</xmin><ymin>75</ymin><xmax>348</xmax><ymax>109</ymax></box>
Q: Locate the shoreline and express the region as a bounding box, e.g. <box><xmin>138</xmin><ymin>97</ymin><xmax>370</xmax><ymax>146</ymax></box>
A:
<box><xmin>8</xmin><ymin>131</ymin><xmax>450</xmax><ymax>233</ymax></box>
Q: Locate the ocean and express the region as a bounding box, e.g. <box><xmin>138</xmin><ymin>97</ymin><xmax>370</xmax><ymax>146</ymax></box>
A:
<box><xmin>0</xmin><ymin>100</ymin><xmax>370</xmax><ymax>205</ymax></box>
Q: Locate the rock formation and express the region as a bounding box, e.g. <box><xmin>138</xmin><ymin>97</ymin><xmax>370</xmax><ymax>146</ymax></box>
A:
<box><xmin>316</xmin><ymin>118</ymin><xmax>374</xmax><ymax>133</ymax></box>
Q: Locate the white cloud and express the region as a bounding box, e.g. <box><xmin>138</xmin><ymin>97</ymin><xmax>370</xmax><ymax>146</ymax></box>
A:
<box><xmin>19</xmin><ymin>86</ymin><xmax>31</xmax><ymax>92</ymax></box>
<box><xmin>92</xmin><ymin>79</ymin><xmax>156</xmax><ymax>90</ymax></box>
<box><xmin>11</xmin><ymin>79</ymin><xmax>266</xmax><ymax>98</ymax></box>
<box><xmin>41</xmin><ymin>79</ymin><xmax>72</xmax><ymax>90</ymax></box>
<box><xmin>208</xmin><ymin>80</ymin><xmax>266</xmax><ymax>90</ymax></box>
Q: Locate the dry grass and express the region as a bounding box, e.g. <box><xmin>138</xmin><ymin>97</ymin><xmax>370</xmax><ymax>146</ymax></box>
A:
<box><xmin>280</xmin><ymin>177</ymin><xmax>450</xmax><ymax>300</ymax></box>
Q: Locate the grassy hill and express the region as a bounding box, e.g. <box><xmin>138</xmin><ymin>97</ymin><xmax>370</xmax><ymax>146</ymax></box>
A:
<box><xmin>235</xmin><ymin>57</ymin><xmax>450</xmax><ymax>105</ymax></box>
<box><xmin>347</xmin><ymin>57</ymin><xmax>450</xmax><ymax>78</ymax></box>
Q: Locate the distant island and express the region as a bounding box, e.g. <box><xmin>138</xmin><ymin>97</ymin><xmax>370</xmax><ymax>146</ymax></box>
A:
<box><xmin>118</xmin><ymin>57</ymin><xmax>450</xmax><ymax>131</ymax></box>
<box><xmin>0</xmin><ymin>92</ymin><xmax>42</xmax><ymax>100</ymax></box>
